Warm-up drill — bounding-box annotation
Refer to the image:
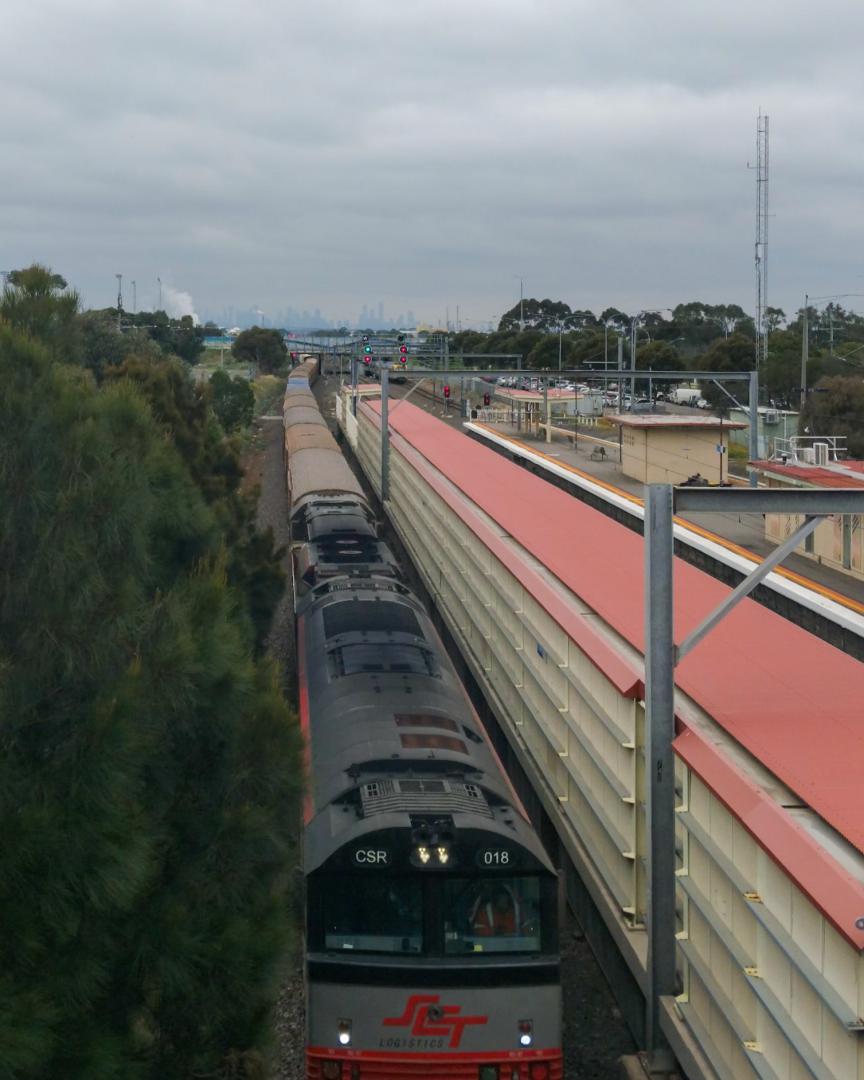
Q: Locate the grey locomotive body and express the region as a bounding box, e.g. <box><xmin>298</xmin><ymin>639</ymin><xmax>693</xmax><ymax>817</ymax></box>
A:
<box><xmin>285</xmin><ymin>358</ymin><xmax>562</xmax><ymax>1079</ymax></box>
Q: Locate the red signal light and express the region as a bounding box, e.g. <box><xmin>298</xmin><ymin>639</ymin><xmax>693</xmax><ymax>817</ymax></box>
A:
<box><xmin>363</xmin><ymin>356</ymin><xmax>371</xmax><ymax>365</ymax></box>
<box><xmin>399</xmin><ymin>353</ymin><xmax>408</xmax><ymax>365</ymax></box>
<box><xmin>443</xmin><ymin>385</ymin><xmax>451</xmax><ymax>399</ymax></box>
<box><xmin>483</xmin><ymin>392</ymin><xmax>490</xmax><ymax>406</ymax></box>
<box><xmin>399</xmin><ymin>344</ymin><xmax>407</xmax><ymax>354</ymax></box>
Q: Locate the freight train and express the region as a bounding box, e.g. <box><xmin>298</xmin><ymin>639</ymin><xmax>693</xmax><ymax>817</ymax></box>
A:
<box><xmin>284</xmin><ymin>356</ymin><xmax>562</xmax><ymax>1079</ymax></box>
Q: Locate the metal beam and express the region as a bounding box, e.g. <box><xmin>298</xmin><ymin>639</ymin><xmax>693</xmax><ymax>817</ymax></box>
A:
<box><xmin>362</xmin><ymin>367</ymin><xmax>754</xmax><ymax>382</ymax></box>
<box><xmin>675</xmin><ymin>487</ymin><xmax>864</xmax><ymax>515</ymax></box>
<box><xmin>676</xmin><ymin>515</ymin><xmax>822</xmax><ymax>664</ymax></box>
<box><xmin>643</xmin><ymin>484</ymin><xmax>677</xmax><ymax>1073</ymax></box>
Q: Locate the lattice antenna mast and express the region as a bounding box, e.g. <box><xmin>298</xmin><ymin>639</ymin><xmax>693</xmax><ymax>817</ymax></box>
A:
<box><xmin>754</xmin><ymin>113</ymin><xmax>769</xmax><ymax>368</ymax></box>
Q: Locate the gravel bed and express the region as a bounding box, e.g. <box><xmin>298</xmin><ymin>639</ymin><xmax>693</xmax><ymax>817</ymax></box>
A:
<box><xmin>254</xmin><ymin>394</ymin><xmax>634</xmax><ymax>1079</ymax></box>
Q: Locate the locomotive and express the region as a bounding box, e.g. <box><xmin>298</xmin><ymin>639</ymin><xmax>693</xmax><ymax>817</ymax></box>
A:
<box><xmin>285</xmin><ymin>357</ymin><xmax>562</xmax><ymax>1079</ymax></box>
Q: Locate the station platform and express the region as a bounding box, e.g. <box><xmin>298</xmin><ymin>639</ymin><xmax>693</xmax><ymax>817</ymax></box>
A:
<box><xmin>339</xmin><ymin>391</ymin><xmax>864</xmax><ymax>1080</ymax></box>
<box><xmin>468</xmin><ymin>418</ymin><xmax>864</xmax><ymax>609</ymax></box>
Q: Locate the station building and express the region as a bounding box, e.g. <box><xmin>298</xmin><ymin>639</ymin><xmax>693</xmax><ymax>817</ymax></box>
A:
<box><xmin>608</xmin><ymin>414</ymin><xmax>747</xmax><ymax>486</ymax></box>
<box><xmin>751</xmin><ymin>455</ymin><xmax>864</xmax><ymax>581</ymax></box>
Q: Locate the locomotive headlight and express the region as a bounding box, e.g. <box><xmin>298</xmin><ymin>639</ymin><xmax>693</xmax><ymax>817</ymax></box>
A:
<box><xmin>337</xmin><ymin>1018</ymin><xmax>352</xmax><ymax>1045</ymax></box>
<box><xmin>417</xmin><ymin>845</ymin><xmax>431</xmax><ymax>864</ymax></box>
<box><xmin>519</xmin><ymin>1018</ymin><xmax>533</xmax><ymax>1046</ymax></box>
<box><xmin>436</xmin><ymin>845</ymin><xmax>450</xmax><ymax>864</ymax></box>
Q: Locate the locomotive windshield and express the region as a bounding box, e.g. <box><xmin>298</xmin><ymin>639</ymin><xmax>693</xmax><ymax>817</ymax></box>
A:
<box><xmin>322</xmin><ymin>876</ymin><xmax>423</xmax><ymax>954</ymax></box>
<box><xmin>443</xmin><ymin>875</ymin><xmax>542</xmax><ymax>954</ymax></box>
<box><xmin>313</xmin><ymin>873</ymin><xmax>553</xmax><ymax>957</ymax></box>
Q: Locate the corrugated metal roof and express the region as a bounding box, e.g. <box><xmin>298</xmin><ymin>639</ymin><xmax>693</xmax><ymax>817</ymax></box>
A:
<box><xmin>369</xmin><ymin>401</ymin><xmax>864</xmax><ymax>865</ymax></box>
<box><xmin>753</xmin><ymin>461</ymin><xmax>864</xmax><ymax>488</ymax></box>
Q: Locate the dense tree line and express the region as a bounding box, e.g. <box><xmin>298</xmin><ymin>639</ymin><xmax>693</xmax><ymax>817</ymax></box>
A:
<box><xmin>0</xmin><ymin>267</ymin><xmax>301</xmax><ymax>1078</ymax></box>
<box><xmin>451</xmin><ymin>295</ymin><xmax>864</xmax><ymax>435</ymax></box>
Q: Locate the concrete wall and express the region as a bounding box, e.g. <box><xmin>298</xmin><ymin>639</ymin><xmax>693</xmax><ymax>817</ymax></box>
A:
<box><xmin>620</xmin><ymin>426</ymin><xmax>730</xmax><ymax>486</ymax></box>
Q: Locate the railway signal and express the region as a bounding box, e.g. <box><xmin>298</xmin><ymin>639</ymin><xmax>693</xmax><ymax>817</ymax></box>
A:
<box><xmin>483</xmin><ymin>392</ymin><xmax>490</xmax><ymax>406</ymax></box>
<box><xmin>399</xmin><ymin>344</ymin><xmax>408</xmax><ymax>365</ymax></box>
<box><xmin>443</xmin><ymin>384</ymin><xmax>451</xmax><ymax>399</ymax></box>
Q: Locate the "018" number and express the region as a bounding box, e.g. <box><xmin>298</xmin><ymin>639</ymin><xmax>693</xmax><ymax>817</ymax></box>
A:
<box><xmin>481</xmin><ymin>849</ymin><xmax>510</xmax><ymax>866</ymax></box>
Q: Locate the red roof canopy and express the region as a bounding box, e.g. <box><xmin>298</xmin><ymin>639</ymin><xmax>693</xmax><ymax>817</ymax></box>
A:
<box><xmin>369</xmin><ymin>402</ymin><xmax>864</xmax><ymax>863</ymax></box>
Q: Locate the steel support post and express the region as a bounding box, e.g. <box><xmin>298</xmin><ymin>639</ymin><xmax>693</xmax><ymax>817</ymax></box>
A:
<box><xmin>380</xmin><ymin>365</ymin><xmax>390</xmax><ymax>502</ymax></box>
<box><xmin>643</xmin><ymin>484</ymin><xmax>677</xmax><ymax>1073</ymax></box>
<box><xmin>748</xmin><ymin>369</ymin><xmax>759</xmax><ymax>486</ymax></box>
<box><xmin>351</xmin><ymin>356</ymin><xmax>358</xmax><ymax>416</ymax></box>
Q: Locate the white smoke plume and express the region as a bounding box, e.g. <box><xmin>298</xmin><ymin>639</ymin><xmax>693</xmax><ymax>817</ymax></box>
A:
<box><xmin>162</xmin><ymin>285</ymin><xmax>199</xmax><ymax>325</ymax></box>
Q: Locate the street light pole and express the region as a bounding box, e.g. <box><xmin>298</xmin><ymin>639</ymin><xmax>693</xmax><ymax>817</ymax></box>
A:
<box><xmin>520</xmin><ymin>277</ymin><xmax>524</xmax><ymax>332</ymax></box>
<box><xmin>558</xmin><ymin>325</ymin><xmax>563</xmax><ymax>371</ymax></box>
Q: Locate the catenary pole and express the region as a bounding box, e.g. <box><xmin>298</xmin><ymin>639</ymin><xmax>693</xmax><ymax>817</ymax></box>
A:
<box><xmin>643</xmin><ymin>484</ymin><xmax>677</xmax><ymax>1073</ymax></box>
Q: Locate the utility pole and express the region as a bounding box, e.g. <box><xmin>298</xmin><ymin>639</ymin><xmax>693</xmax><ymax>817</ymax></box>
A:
<box><xmin>800</xmin><ymin>294</ymin><xmax>809</xmax><ymax>410</ymax></box>
<box><xmin>157</xmin><ymin>276</ymin><xmax>162</xmax><ymax>312</ymax></box>
<box><xmin>558</xmin><ymin>325</ymin><xmax>563</xmax><ymax>371</ymax></box>
<box><xmin>520</xmin><ymin>278</ymin><xmax>524</xmax><ymax>332</ymax></box>
<box><xmin>753</xmin><ymin>112</ymin><xmax>770</xmax><ymax>369</ymax></box>
<box><xmin>630</xmin><ymin>316</ymin><xmax>638</xmax><ymax>409</ymax></box>
<box><xmin>115</xmin><ymin>273</ymin><xmax>123</xmax><ymax>332</ymax></box>
<box><xmin>131</xmin><ymin>280</ymin><xmax>137</xmax><ymax>315</ymax></box>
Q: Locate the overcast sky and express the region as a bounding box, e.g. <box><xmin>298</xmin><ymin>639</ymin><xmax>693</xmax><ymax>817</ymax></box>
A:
<box><xmin>3</xmin><ymin>0</ymin><xmax>864</xmax><ymax>326</ymax></box>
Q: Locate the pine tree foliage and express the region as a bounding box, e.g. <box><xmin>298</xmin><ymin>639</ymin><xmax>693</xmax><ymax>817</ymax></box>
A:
<box><xmin>0</xmin><ymin>327</ymin><xmax>302</xmax><ymax>1078</ymax></box>
<box><xmin>103</xmin><ymin>356</ymin><xmax>285</xmax><ymax>653</ymax></box>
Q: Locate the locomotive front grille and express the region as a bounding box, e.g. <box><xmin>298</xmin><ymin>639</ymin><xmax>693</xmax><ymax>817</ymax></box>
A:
<box><xmin>360</xmin><ymin>779</ymin><xmax>493</xmax><ymax>818</ymax></box>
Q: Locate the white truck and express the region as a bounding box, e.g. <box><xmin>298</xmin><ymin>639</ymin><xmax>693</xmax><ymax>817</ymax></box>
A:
<box><xmin>670</xmin><ymin>385</ymin><xmax>702</xmax><ymax>406</ymax></box>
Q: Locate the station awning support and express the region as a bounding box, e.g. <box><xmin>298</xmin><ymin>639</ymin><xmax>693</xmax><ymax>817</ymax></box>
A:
<box><xmin>643</xmin><ymin>484</ymin><xmax>864</xmax><ymax>1073</ymax></box>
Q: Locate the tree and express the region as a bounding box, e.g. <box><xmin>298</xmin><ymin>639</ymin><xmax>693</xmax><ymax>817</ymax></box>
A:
<box><xmin>800</xmin><ymin>375</ymin><xmax>864</xmax><ymax>456</ymax></box>
<box><xmin>0</xmin><ymin>326</ymin><xmax>301</xmax><ymax>1078</ymax></box>
<box><xmin>103</xmin><ymin>356</ymin><xmax>285</xmax><ymax>652</ymax></box>
<box><xmin>498</xmin><ymin>298</ymin><xmax>583</xmax><ymax>333</ymax></box>
<box><xmin>232</xmin><ymin>327</ymin><xmax>288</xmax><ymax>375</ymax></box>
<box><xmin>695</xmin><ymin>332</ymin><xmax>755</xmax><ymax>413</ymax></box>
<box><xmin>0</xmin><ymin>263</ymin><xmax>81</xmax><ymax>360</ymax></box>
<box><xmin>526</xmin><ymin>334</ymin><xmax>575</xmax><ymax>369</ymax></box>
<box><xmin>763</xmin><ymin>306</ymin><xmax>786</xmax><ymax>333</ymax></box>
<box><xmin>600</xmin><ymin>307</ymin><xmax>630</xmax><ymax>330</ymax></box>
<box><xmin>634</xmin><ymin>341</ymin><xmax>684</xmax><ymax>371</ymax></box>
<box><xmin>211</xmin><ymin>369</ymin><xmax>255</xmax><ymax>432</ymax></box>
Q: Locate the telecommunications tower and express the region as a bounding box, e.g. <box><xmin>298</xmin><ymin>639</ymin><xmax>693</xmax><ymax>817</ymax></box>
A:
<box><xmin>754</xmin><ymin>112</ymin><xmax>769</xmax><ymax>368</ymax></box>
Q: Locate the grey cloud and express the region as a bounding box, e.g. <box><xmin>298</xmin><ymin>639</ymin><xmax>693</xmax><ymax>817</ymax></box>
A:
<box><xmin>2</xmin><ymin>0</ymin><xmax>864</xmax><ymax>323</ymax></box>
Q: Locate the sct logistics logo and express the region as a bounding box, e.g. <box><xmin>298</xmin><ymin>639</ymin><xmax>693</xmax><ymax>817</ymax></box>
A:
<box><xmin>383</xmin><ymin>994</ymin><xmax>488</xmax><ymax>1048</ymax></box>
